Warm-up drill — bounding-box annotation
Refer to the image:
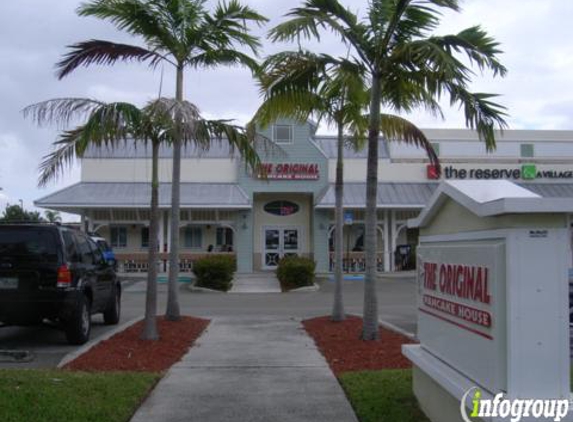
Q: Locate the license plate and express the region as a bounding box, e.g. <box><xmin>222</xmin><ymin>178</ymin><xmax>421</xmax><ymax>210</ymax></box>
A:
<box><xmin>0</xmin><ymin>277</ymin><xmax>18</xmax><ymax>289</ymax></box>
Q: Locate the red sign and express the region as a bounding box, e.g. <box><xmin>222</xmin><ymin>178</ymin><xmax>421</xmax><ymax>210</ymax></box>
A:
<box><xmin>422</xmin><ymin>294</ymin><xmax>491</xmax><ymax>328</ymax></box>
<box><xmin>258</xmin><ymin>163</ymin><xmax>319</xmax><ymax>180</ymax></box>
<box><xmin>427</xmin><ymin>164</ymin><xmax>440</xmax><ymax>180</ymax></box>
<box><xmin>421</xmin><ymin>261</ymin><xmax>493</xmax><ymax>338</ymax></box>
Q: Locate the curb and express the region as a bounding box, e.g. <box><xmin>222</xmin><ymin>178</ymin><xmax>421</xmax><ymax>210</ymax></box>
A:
<box><xmin>378</xmin><ymin>319</ymin><xmax>417</xmax><ymax>341</ymax></box>
<box><xmin>289</xmin><ymin>283</ymin><xmax>320</xmax><ymax>293</ymax></box>
<box><xmin>348</xmin><ymin>312</ymin><xmax>417</xmax><ymax>341</ymax></box>
<box><xmin>57</xmin><ymin>316</ymin><xmax>143</xmax><ymax>368</ymax></box>
<box><xmin>186</xmin><ymin>282</ymin><xmax>226</xmax><ymax>294</ymax></box>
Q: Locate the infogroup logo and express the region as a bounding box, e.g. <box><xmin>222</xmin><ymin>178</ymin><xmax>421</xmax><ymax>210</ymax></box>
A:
<box><xmin>460</xmin><ymin>388</ymin><xmax>570</xmax><ymax>422</ymax></box>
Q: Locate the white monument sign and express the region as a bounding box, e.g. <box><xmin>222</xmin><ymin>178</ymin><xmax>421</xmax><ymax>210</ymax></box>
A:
<box><xmin>403</xmin><ymin>181</ymin><xmax>572</xmax><ymax>422</ymax></box>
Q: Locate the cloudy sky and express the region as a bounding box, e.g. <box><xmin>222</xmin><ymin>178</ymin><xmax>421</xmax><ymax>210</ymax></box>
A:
<box><xmin>0</xmin><ymin>0</ymin><xmax>572</xmax><ymax>220</ymax></box>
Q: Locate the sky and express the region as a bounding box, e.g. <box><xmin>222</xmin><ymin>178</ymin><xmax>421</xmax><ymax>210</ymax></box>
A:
<box><xmin>0</xmin><ymin>0</ymin><xmax>572</xmax><ymax>221</ymax></box>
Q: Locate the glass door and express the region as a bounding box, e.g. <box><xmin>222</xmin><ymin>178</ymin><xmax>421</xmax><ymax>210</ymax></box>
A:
<box><xmin>263</xmin><ymin>227</ymin><xmax>300</xmax><ymax>270</ymax></box>
<box><xmin>264</xmin><ymin>228</ymin><xmax>281</xmax><ymax>269</ymax></box>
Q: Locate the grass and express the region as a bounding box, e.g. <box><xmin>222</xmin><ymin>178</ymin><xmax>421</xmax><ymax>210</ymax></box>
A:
<box><xmin>339</xmin><ymin>369</ymin><xmax>430</xmax><ymax>422</ymax></box>
<box><xmin>0</xmin><ymin>370</ymin><xmax>159</xmax><ymax>422</ymax></box>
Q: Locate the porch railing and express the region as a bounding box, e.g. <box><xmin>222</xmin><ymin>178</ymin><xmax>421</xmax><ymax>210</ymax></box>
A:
<box><xmin>115</xmin><ymin>252</ymin><xmax>235</xmax><ymax>273</ymax></box>
<box><xmin>328</xmin><ymin>252</ymin><xmax>385</xmax><ymax>273</ymax></box>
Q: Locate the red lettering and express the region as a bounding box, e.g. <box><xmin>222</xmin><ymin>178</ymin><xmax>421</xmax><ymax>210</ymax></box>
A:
<box><xmin>439</xmin><ymin>264</ymin><xmax>447</xmax><ymax>292</ymax></box>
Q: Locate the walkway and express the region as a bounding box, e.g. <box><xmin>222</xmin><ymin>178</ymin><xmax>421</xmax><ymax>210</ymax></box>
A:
<box><xmin>230</xmin><ymin>272</ymin><xmax>282</xmax><ymax>293</ymax></box>
<box><xmin>130</xmin><ymin>317</ymin><xmax>358</xmax><ymax>422</ymax></box>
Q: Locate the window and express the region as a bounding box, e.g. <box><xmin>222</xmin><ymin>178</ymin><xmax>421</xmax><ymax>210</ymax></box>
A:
<box><xmin>87</xmin><ymin>238</ymin><xmax>104</xmax><ymax>264</ymax></box>
<box><xmin>183</xmin><ymin>226</ymin><xmax>202</xmax><ymax>249</ymax></box>
<box><xmin>110</xmin><ymin>226</ymin><xmax>127</xmax><ymax>248</ymax></box>
<box><xmin>216</xmin><ymin>227</ymin><xmax>234</xmax><ymax>247</ymax></box>
<box><xmin>273</xmin><ymin>125</ymin><xmax>293</xmax><ymax>144</ymax></box>
<box><xmin>62</xmin><ymin>231</ymin><xmax>79</xmax><ymax>262</ymax></box>
<box><xmin>520</xmin><ymin>143</ymin><xmax>534</xmax><ymax>158</ymax></box>
<box><xmin>141</xmin><ymin>227</ymin><xmax>149</xmax><ymax>248</ymax></box>
<box><xmin>74</xmin><ymin>233</ymin><xmax>94</xmax><ymax>265</ymax></box>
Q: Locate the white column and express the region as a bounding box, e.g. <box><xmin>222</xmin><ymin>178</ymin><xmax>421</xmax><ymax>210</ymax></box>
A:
<box><xmin>567</xmin><ymin>214</ymin><xmax>573</xmax><ymax>268</ymax></box>
<box><xmin>166</xmin><ymin>210</ymin><xmax>171</xmax><ymax>253</ymax></box>
<box><xmin>390</xmin><ymin>210</ymin><xmax>397</xmax><ymax>272</ymax></box>
<box><xmin>383</xmin><ymin>209</ymin><xmax>390</xmax><ymax>272</ymax></box>
<box><xmin>159</xmin><ymin>211</ymin><xmax>165</xmax><ymax>253</ymax></box>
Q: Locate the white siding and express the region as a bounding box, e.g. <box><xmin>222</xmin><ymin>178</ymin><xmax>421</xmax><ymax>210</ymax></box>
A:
<box><xmin>81</xmin><ymin>159</ymin><xmax>238</xmax><ymax>183</ymax></box>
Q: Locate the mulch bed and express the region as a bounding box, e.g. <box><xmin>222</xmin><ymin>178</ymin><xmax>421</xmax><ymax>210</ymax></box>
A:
<box><xmin>303</xmin><ymin>315</ymin><xmax>415</xmax><ymax>375</ymax></box>
<box><xmin>64</xmin><ymin>316</ymin><xmax>209</xmax><ymax>372</ymax></box>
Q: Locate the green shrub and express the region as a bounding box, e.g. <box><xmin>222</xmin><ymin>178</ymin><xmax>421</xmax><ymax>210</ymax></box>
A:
<box><xmin>276</xmin><ymin>255</ymin><xmax>316</xmax><ymax>291</ymax></box>
<box><xmin>192</xmin><ymin>255</ymin><xmax>236</xmax><ymax>292</ymax></box>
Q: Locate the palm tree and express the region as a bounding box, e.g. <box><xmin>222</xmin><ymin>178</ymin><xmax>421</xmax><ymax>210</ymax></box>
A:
<box><xmin>24</xmin><ymin>97</ymin><xmax>265</xmax><ymax>339</ymax></box>
<box><xmin>271</xmin><ymin>0</ymin><xmax>508</xmax><ymax>339</ymax></box>
<box><xmin>56</xmin><ymin>0</ymin><xmax>268</xmax><ymax>321</ymax></box>
<box><xmin>252</xmin><ymin>51</ymin><xmax>369</xmax><ymax>321</ymax></box>
<box><xmin>44</xmin><ymin>210</ymin><xmax>62</xmax><ymax>223</ymax></box>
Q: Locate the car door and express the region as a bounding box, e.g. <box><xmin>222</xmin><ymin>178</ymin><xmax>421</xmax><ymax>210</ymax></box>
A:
<box><xmin>73</xmin><ymin>233</ymin><xmax>101</xmax><ymax>309</ymax></box>
<box><xmin>87</xmin><ymin>237</ymin><xmax>114</xmax><ymax>308</ymax></box>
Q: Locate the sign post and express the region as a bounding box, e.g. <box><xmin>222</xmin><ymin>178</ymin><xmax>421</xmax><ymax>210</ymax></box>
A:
<box><xmin>403</xmin><ymin>181</ymin><xmax>573</xmax><ymax>422</ymax></box>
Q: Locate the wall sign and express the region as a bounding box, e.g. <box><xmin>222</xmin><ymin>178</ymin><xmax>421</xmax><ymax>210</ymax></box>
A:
<box><xmin>416</xmin><ymin>240</ymin><xmax>505</xmax><ymax>393</ymax></box>
<box><xmin>257</xmin><ymin>163</ymin><xmax>320</xmax><ymax>180</ymax></box>
<box><xmin>264</xmin><ymin>200</ymin><xmax>300</xmax><ymax>216</ymax></box>
<box><xmin>427</xmin><ymin>164</ymin><xmax>573</xmax><ymax>180</ymax></box>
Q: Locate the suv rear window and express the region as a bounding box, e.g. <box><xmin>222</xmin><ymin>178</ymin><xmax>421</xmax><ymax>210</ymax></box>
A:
<box><xmin>0</xmin><ymin>227</ymin><xmax>59</xmax><ymax>260</ymax></box>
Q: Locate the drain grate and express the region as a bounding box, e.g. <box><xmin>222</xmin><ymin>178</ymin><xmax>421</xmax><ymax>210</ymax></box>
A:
<box><xmin>0</xmin><ymin>350</ymin><xmax>35</xmax><ymax>363</ymax></box>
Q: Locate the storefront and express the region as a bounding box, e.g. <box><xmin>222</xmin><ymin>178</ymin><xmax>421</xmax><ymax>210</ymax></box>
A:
<box><xmin>35</xmin><ymin>119</ymin><xmax>573</xmax><ymax>273</ymax></box>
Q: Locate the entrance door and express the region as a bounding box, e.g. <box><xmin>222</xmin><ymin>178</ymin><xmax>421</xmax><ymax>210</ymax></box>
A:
<box><xmin>263</xmin><ymin>226</ymin><xmax>300</xmax><ymax>269</ymax></box>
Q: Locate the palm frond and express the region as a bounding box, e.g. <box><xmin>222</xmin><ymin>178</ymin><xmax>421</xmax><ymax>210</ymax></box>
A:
<box><xmin>78</xmin><ymin>0</ymin><xmax>179</xmax><ymax>52</ymax></box>
<box><xmin>434</xmin><ymin>26</ymin><xmax>507</xmax><ymax>77</ymax></box>
<box><xmin>22</xmin><ymin>98</ymin><xmax>105</xmax><ymax>128</ymax></box>
<box><xmin>186</xmin><ymin>49</ymin><xmax>259</xmax><ymax>72</ymax></box>
<box><xmin>270</xmin><ymin>0</ymin><xmax>371</xmax><ymax>66</ymax></box>
<box><xmin>38</xmin><ymin>129</ymin><xmax>83</xmax><ymax>188</ymax></box>
<box><xmin>446</xmin><ymin>86</ymin><xmax>508</xmax><ymax>150</ymax></box>
<box><xmin>379</xmin><ymin>113</ymin><xmax>441</xmax><ymax>172</ymax></box>
<box><xmin>56</xmin><ymin>40</ymin><xmax>170</xmax><ymax>79</ymax></box>
<box><xmin>200</xmin><ymin>0</ymin><xmax>267</xmax><ymax>54</ymax></box>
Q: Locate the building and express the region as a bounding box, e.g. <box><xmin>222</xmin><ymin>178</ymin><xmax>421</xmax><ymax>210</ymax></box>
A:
<box><xmin>35</xmin><ymin>119</ymin><xmax>573</xmax><ymax>273</ymax></box>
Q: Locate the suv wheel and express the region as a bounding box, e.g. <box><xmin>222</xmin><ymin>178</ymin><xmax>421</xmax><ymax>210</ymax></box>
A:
<box><xmin>65</xmin><ymin>295</ymin><xmax>91</xmax><ymax>345</ymax></box>
<box><xmin>103</xmin><ymin>286</ymin><xmax>121</xmax><ymax>325</ymax></box>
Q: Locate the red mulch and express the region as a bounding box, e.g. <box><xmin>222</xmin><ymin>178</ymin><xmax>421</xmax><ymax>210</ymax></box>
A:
<box><xmin>64</xmin><ymin>316</ymin><xmax>209</xmax><ymax>372</ymax></box>
<box><xmin>303</xmin><ymin>315</ymin><xmax>415</xmax><ymax>375</ymax></box>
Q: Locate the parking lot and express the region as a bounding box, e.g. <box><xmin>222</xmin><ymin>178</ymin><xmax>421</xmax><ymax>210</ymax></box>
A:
<box><xmin>0</xmin><ymin>275</ymin><xmax>418</xmax><ymax>369</ymax></box>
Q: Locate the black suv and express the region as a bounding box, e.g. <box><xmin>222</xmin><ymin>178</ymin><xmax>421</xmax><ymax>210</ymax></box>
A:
<box><xmin>0</xmin><ymin>224</ymin><xmax>121</xmax><ymax>344</ymax></box>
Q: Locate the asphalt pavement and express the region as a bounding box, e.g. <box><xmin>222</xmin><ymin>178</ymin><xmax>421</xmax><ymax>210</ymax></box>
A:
<box><xmin>0</xmin><ymin>274</ymin><xmax>418</xmax><ymax>369</ymax></box>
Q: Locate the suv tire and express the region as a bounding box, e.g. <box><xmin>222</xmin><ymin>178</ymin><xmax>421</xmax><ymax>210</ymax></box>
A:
<box><xmin>65</xmin><ymin>294</ymin><xmax>91</xmax><ymax>345</ymax></box>
<box><xmin>103</xmin><ymin>285</ymin><xmax>121</xmax><ymax>325</ymax></box>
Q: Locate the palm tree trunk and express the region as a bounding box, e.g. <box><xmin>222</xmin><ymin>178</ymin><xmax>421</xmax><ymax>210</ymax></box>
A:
<box><xmin>166</xmin><ymin>64</ymin><xmax>183</xmax><ymax>321</ymax></box>
<box><xmin>362</xmin><ymin>73</ymin><xmax>381</xmax><ymax>340</ymax></box>
<box><xmin>142</xmin><ymin>139</ymin><xmax>160</xmax><ymax>340</ymax></box>
<box><xmin>331</xmin><ymin>120</ymin><xmax>346</xmax><ymax>321</ymax></box>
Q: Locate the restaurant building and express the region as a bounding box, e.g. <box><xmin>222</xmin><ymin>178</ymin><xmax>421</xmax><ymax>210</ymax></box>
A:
<box><xmin>35</xmin><ymin>119</ymin><xmax>573</xmax><ymax>274</ymax></box>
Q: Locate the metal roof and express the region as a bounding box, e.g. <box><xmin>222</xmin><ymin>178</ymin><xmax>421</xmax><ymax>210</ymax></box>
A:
<box><xmin>83</xmin><ymin>142</ymin><xmax>238</xmax><ymax>159</ymax></box>
<box><xmin>517</xmin><ymin>183</ymin><xmax>573</xmax><ymax>198</ymax></box>
<box><xmin>35</xmin><ymin>183</ymin><xmax>251</xmax><ymax>209</ymax></box>
<box><xmin>312</xmin><ymin>137</ymin><xmax>390</xmax><ymax>159</ymax></box>
<box><xmin>316</xmin><ymin>183</ymin><xmax>439</xmax><ymax>208</ymax></box>
<box><xmin>411</xmin><ymin>181</ymin><xmax>573</xmax><ymax>228</ymax></box>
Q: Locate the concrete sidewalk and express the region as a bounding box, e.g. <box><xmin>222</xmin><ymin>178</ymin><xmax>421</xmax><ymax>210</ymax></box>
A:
<box><xmin>230</xmin><ymin>272</ymin><xmax>282</xmax><ymax>293</ymax></box>
<box><xmin>130</xmin><ymin>317</ymin><xmax>358</xmax><ymax>422</ymax></box>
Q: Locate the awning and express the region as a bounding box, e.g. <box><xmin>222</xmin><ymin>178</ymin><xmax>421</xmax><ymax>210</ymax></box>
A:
<box><xmin>517</xmin><ymin>183</ymin><xmax>573</xmax><ymax>198</ymax></box>
<box><xmin>35</xmin><ymin>182</ymin><xmax>251</xmax><ymax>212</ymax></box>
<box><xmin>316</xmin><ymin>181</ymin><xmax>573</xmax><ymax>209</ymax></box>
<box><xmin>315</xmin><ymin>182</ymin><xmax>439</xmax><ymax>209</ymax></box>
